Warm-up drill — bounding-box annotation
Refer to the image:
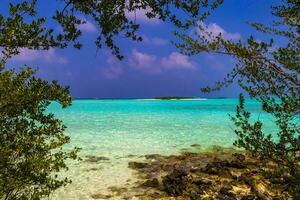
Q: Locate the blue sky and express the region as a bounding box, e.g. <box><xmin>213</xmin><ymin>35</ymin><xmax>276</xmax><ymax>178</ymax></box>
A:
<box><xmin>5</xmin><ymin>1</ymin><xmax>277</xmax><ymax>98</ymax></box>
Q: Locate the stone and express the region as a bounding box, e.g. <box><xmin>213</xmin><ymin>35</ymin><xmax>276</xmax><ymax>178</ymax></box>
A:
<box><xmin>219</xmin><ymin>160</ymin><xmax>245</xmax><ymax>169</ymax></box>
<box><xmin>85</xmin><ymin>155</ymin><xmax>109</xmax><ymax>163</ymax></box>
<box><xmin>141</xmin><ymin>178</ymin><xmax>159</xmax><ymax>188</ymax></box>
<box><xmin>145</xmin><ymin>154</ymin><xmax>162</xmax><ymax>160</ymax></box>
<box><xmin>232</xmin><ymin>153</ymin><xmax>246</xmax><ymax>162</ymax></box>
<box><xmin>191</xmin><ymin>144</ymin><xmax>201</xmax><ymax>147</ymax></box>
<box><xmin>128</xmin><ymin>161</ymin><xmax>148</xmax><ymax>169</ymax></box>
<box><xmin>108</xmin><ymin>186</ymin><xmax>128</xmax><ymax>196</ymax></box>
<box><xmin>91</xmin><ymin>193</ymin><xmax>112</xmax><ymax>199</ymax></box>
<box><xmin>162</xmin><ymin>168</ymin><xmax>188</xmax><ymax>196</ymax></box>
<box><xmin>241</xmin><ymin>194</ymin><xmax>256</xmax><ymax>200</ymax></box>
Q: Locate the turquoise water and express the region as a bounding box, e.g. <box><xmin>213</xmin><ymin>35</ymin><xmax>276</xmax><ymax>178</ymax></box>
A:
<box><xmin>48</xmin><ymin>99</ymin><xmax>277</xmax><ymax>199</ymax></box>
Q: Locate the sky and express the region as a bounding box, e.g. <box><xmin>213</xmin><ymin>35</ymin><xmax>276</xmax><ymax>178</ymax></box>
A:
<box><xmin>4</xmin><ymin>1</ymin><xmax>278</xmax><ymax>98</ymax></box>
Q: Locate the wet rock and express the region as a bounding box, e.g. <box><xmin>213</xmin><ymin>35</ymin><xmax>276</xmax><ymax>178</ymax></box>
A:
<box><xmin>141</xmin><ymin>178</ymin><xmax>159</xmax><ymax>188</ymax></box>
<box><xmin>162</xmin><ymin>168</ymin><xmax>188</xmax><ymax>196</ymax></box>
<box><xmin>128</xmin><ymin>161</ymin><xmax>148</xmax><ymax>169</ymax></box>
<box><xmin>126</xmin><ymin>154</ymin><xmax>136</xmax><ymax>158</ymax></box>
<box><xmin>85</xmin><ymin>155</ymin><xmax>109</xmax><ymax>163</ymax></box>
<box><xmin>191</xmin><ymin>144</ymin><xmax>201</xmax><ymax>147</ymax></box>
<box><xmin>145</xmin><ymin>154</ymin><xmax>162</xmax><ymax>160</ymax></box>
<box><xmin>239</xmin><ymin>174</ymin><xmax>254</xmax><ymax>186</ymax></box>
<box><xmin>230</xmin><ymin>170</ymin><xmax>242</xmax><ymax>179</ymax></box>
<box><xmin>91</xmin><ymin>193</ymin><xmax>112</xmax><ymax>199</ymax></box>
<box><xmin>202</xmin><ymin>162</ymin><xmax>231</xmax><ymax>177</ymax></box>
<box><xmin>232</xmin><ymin>153</ymin><xmax>246</xmax><ymax>162</ymax></box>
<box><xmin>219</xmin><ymin>185</ymin><xmax>234</xmax><ymax>196</ymax></box>
<box><xmin>108</xmin><ymin>186</ymin><xmax>128</xmax><ymax>196</ymax></box>
<box><xmin>218</xmin><ymin>160</ymin><xmax>245</xmax><ymax>169</ymax></box>
<box><xmin>241</xmin><ymin>194</ymin><xmax>256</xmax><ymax>200</ymax></box>
<box><xmin>217</xmin><ymin>193</ymin><xmax>237</xmax><ymax>200</ymax></box>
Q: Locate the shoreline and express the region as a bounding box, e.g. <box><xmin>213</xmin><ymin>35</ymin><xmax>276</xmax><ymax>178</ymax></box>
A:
<box><xmin>85</xmin><ymin>147</ymin><xmax>293</xmax><ymax>199</ymax></box>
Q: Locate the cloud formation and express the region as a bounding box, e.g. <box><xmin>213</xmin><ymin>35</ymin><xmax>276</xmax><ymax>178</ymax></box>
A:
<box><xmin>197</xmin><ymin>22</ymin><xmax>241</xmax><ymax>41</ymax></box>
<box><xmin>126</xmin><ymin>8</ymin><xmax>161</xmax><ymax>25</ymax></box>
<box><xmin>161</xmin><ymin>52</ymin><xmax>196</xmax><ymax>70</ymax></box>
<box><xmin>129</xmin><ymin>49</ymin><xmax>196</xmax><ymax>74</ymax></box>
<box><xmin>12</xmin><ymin>48</ymin><xmax>69</xmax><ymax>64</ymax></box>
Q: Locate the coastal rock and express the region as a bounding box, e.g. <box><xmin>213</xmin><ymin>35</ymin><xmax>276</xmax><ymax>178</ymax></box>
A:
<box><xmin>219</xmin><ymin>185</ymin><xmax>236</xmax><ymax>199</ymax></box>
<box><xmin>202</xmin><ymin>162</ymin><xmax>231</xmax><ymax>177</ymax></box>
<box><xmin>85</xmin><ymin>155</ymin><xmax>109</xmax><ymax>163</ymax></box>
<box><xmin>241</xmin><ymin>194</ymin><xmax>256</xmax><ymax>200</ymax></box>
<box><xmin>91</xmin><ymin>193</ymin><xmax>112</xmax><ymax>199</ymax></box>
<box><xmin>162</xmin><ymin>168</ymin><xmax>188</xmax><ymax>196</ymax></box>
<box><xmin>128</xmin><ymin>161</ymin><xmax>148</xmax><ymax>169</ymax></box>
<box><xmin>128</xmin><ymin>151</ymin><xmax>283</xmax><ymax>200</ymax></box>
<box><xmin>191</xmin><ymin>143</ymin><xmax>201</xmax><ymax>147</ymax></box>
<box><xmin>141</xmin><ymin>178</ymin><xmax>159</xmax><ymax>188</ymax></box>
<box><xmin>145</xmin><ymin>154</ymin><xmax>164</xmax><ymax>160</ymax></box>
<box><xmin>108</xmin><ymin>186</ymin><xmax>128</xmax><ymax>196</ymax></box>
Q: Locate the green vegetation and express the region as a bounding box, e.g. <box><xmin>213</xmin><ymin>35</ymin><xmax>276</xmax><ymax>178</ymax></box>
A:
<box><xmin>0</xmin><ymin>66</ymin><xmax>80</xmax><ymax>199</ymax></box>
<box><xmin>0</xmin><ymin>1</ymin><xmax>222</xmax><ymax>199</ymax></box>
<box><xmin>177</xmin><ymin>0</ymin><xmax>300</xmax><ymax>197</ymax></box>
<box><xmin>1</xmin><ymin>0</ymin><xmax>298</xmax><ymax>199</ymax></box>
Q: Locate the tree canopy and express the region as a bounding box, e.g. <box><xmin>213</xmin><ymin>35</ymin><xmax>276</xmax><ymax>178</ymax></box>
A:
<box><xmin>0</xmin><ymin>1</ymin><xmax>223</xmax><ymax>199</ymax></box>
<box><xmin>0</xmin><ymin>0</ymin><xmax>223</xmax><ymax>60</ymax></box>
<box><xmin>176</xmin><ymin>0</ymin><xmax>299</xmax><ymax>197</ymax></box>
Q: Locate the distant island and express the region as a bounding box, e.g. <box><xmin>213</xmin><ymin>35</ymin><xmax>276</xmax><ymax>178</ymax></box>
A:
<box><xmin>155</xmin><ymin>96</ymin><xmax>196</xmax><ymax>100</ymax></box>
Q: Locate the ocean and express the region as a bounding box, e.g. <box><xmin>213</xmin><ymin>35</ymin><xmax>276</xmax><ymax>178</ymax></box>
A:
<box><xmin>47</xmin><ymin>99</ymin><xmax>277</xmax><ymax>199</ymax></box>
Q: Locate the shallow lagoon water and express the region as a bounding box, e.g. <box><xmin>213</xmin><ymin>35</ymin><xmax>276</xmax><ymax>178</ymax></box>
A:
<box><xmin>48</xmin><ymin>99</ymin><xmax>277</xmax><ymax>199</ymax></box>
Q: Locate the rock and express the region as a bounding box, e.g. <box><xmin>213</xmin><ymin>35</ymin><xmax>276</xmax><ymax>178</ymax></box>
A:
<box><xmin>192</xmin><ymin>178</ymin><xmax>212</xmax><ymax>186</ymax></box>
<box><xmin>85</xmin><ymin>155</ymin><xmax>109</xmax><ymax>163</ymax></box>
<box><xmin>145</xmin><ymin>154</ymin><xmax>162</xmax><ymax>160</ymax></box>
<box><xmin>241</xmin><ymin>194</ymin><xmax>256</xmax><ymax>200</ymax></box>
<box><xmin>217</xmin><ymin>193</ymin><xmax>237</xmax><ymax>200</ymax></box>
<box><xmin>191</xmin><ymin>144</ymin><xmax>201</xmax><ymax>147</ymax></box>
<box><xmin>128</xmin><ymin>161</ymin><xmax>148</xmax><ymax>169</ymax></box>
<box><xmin>254</xmin><ymin>183</ymin><xmax>273</xmax><ymax>200</ymax></box>
<box><xmin>91</xmin><ymin>193</ymin><xmax>112</xmax><ymax>199</ymax></box>
<box><xmin>162</xmin><ymin>168</ymin><xmax>188</xmax><ymax>196</ymax></box>
<box><xmin>218</xmin><ymin>184</ymin><xmax>236</xmax><ymax>199</ymax></box>
<box><xmin>239</xmin><ymin>174</ymin><xmax>254</xmax><ymax>186</ymax></box>
<box><xmin>232</xmin><ymin>153</ymin><xmax>246</xmax><ymax>162</ymax></box>
<box><xmin>219</xmin><ymin>186</ymin><xmax>234</xmax><ymax>196</ymax></box>
<box><xmin>141</xmin><ymin>178</ymin><xmax>159</xmax><ymax>188</ymax></box>
<box><xmin>108</xmin><ymin>186</ymin><xmax>128</xmax><ymax>196</ymax></box>
<box><xmin>202</xmin><ymin>162</ymin><xmax>231</xmax><ymax>177</ymax></box>
<box><xmin>219</xmin><ymin>160</ymin><xmax>245</xmax><ymax>169</ymax></box>
<box><xmin>230</xmin><ymin>170</ymin><xmax>242</xmax><ymax>179</ymax></box>
<box><xmin>126</xmin><ymin>154</ymin><xmax>136</xmax><ymax>158</ymax></box>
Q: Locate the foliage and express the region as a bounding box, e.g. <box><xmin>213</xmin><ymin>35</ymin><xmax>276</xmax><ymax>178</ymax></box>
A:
<box><xmin>0</xmin><ymin>1</ymin><xmax>225</xmax><ymax>199</ymax></box>
<box><xmin>0</xmin><ymin>64</ymin><xmax>80</xmax><ymax>199</ymax></box>
<box><xmin>176</xmin><ymin>0</ymin><xmax>300</xmax><ymax>196</ymax></box>
<box><xmin>0</xmin><ymin>0</ymin><xmax>223</xmax><ymax>60</ymax></box>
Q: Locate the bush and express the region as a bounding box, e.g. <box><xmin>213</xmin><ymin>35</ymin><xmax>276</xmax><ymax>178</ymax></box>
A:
<box><xmin>0</xmin><ymin>66</ymin><xmax>79</xmax><ymax>199</ymax></box>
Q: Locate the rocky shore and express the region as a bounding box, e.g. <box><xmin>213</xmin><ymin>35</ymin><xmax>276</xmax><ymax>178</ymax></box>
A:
<box><xmin>88</xmin><ymin>147</ymin><xmax>296</xmax><ymax>199</ymax></box>
<box><xmin>127</xmin><ymin>149</ymin><xmax>294</xmax><ymax>199</ymax></box>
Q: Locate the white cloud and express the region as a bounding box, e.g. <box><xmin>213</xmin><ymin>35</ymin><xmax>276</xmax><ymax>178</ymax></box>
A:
<box><xmin>126</xmin><ymin>8</ymin><xmax>161</xmax><ymax>25</ymax></box>
<box><xmin>161</xmin><ymin>52</ymin><xmax>196</xmax><ymax>70</ymax></box>
<box><xmin>78</xmin><ymin>19</ymin><xmax>97</xmax><ymax>33</ymax></box>
<box><xmin>196</xmin><ymin>22</ymin><xmax>241</xmax><ymax>41</ymax></box>
<box><xmin>129</xmin><ymin>49</ymin><xmax>161</xmax><ymax>74</ymax></box>
<box><xmin>12</xmin><ymin>48</ymin><xmax>69</xmax><ymax>64</ymax></box>
<box><xmin>129</xmin><ymin>49</ymin><xmax>196</xmax><ymax>74</ymax></box>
